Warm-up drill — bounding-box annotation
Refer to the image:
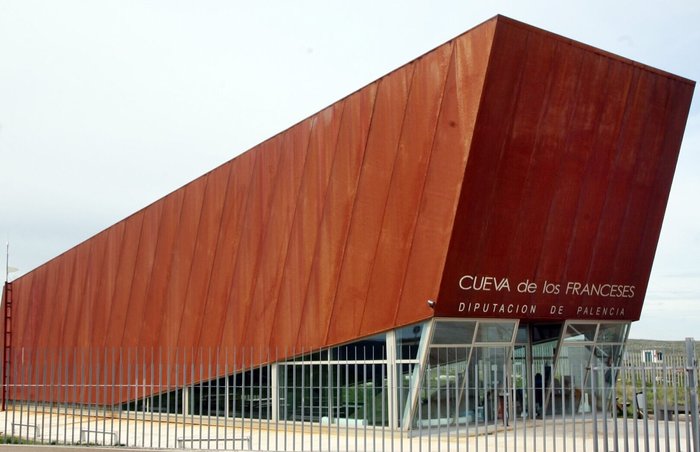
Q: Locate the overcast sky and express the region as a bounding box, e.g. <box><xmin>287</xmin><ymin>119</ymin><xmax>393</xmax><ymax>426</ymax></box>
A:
<box><xmin>1</xmin><ymin>1</ymin><xmax>698</xmax><ymax>340</ymax></box>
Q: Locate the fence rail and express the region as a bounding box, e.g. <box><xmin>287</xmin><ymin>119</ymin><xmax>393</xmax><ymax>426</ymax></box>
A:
<box><xmin>0</xmin><ymin>344</ymin><xmax>698</xmax><ymax>452</ymax></box>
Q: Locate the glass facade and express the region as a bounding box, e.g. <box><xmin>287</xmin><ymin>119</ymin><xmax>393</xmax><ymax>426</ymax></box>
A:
<box><xmin>124</xmin><ymin>319</ymin><xmax>630</xmax><ymax>430</ymax></box>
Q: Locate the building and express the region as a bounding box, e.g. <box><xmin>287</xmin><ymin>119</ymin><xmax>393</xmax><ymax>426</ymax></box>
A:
<box><xmin>1</xmin><ymin>16</ymin><xmax>694</xmax><ymax>429</ymax></box>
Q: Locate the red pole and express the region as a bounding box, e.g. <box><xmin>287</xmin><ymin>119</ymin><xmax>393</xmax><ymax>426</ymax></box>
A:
<box><xmin>1</xmin><ymin>281</ymin><xmax>12</xmax><ymax>411</ymax></box>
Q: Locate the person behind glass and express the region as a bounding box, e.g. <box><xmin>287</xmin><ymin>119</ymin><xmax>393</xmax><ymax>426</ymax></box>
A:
<box><xmin>604</xmin><ymin>356</ymin><xmax>613</xmax><ymax>387</ymax></box>
<box><xmin>534</xmin><ymin>372</ymin><xmax>544</xmax><ymax>417</ymax></box>
<box><xmin>597</xmin><ymin>355</ymin><xmax>614</xmax><ymax>411</ymax></box>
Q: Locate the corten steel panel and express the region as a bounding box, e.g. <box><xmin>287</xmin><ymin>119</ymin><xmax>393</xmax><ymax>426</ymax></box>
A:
<box><xmin>479</xmin><ymin>28</ymin><xmax>562</xmax><ymax>300</ymax></box>
<box><xmin>89</xmin><ymin>220</ymin><xmax>125</xmax><ymax>346</ymax></box>
<box><xmin>20</xmin><ymin>266</ymin><xmax>46</xmax><ymax>350</ymax></box>
<box><xmin>57</xmin><ymin>244</ymin><xmax>90</xmax><ymax>381</ymax></box>
<box><xmin>479</xmin><ymin>33</ymin><xmax>586</xmax><ymax>308</ymax></box>
<box><xmin>27</xmin><ymin>268</ymin><xmax>51</xmax><ymax>348</ymax></box>
<box><xmin>268</xmin><ymin>102</ymin><xmax>345</xmax><ymax>352</ymax></box>
<box><xmin>196</xmin><ymin>151</ymin><xmax>255</xmax><ymax>349</ymax></box>
<box><xmin>77</xmin><ymin>231</ymin><xmax>109</xmax><ymax>348</ymax></box>
<box><xmin>435</xmin><ymin>17</ymin><xmax>694</xmax><ymax>321</ymax></box>
<box><xmin>44</xmin><ymin>248</ymin><xmax>77</xmax><ymax>350</ymax></box>
<box><xmin>11</xmin><ymin>271</ymin><xmax>32</xmax><ymax>348</ymax></box>
<box><xmin>176</xmin><ymin>164</ymin><xmax>231</xmax><ymax>349</ymax></box>
<box><xmin>595</xmin><ymin>72</ymin><xmax>668</xmax><ymax>292</ymax></box>
<box><xmin>583</xmin><ymin>71</ymin><xmax>653</xmax><ymax>289</ymax></box>
<box><xmin>135</xmin><ymin>195</ymin><xmax>180</xmax><ymax>348</ymax></box>
<box><xmin>103</xmin><ymin>210</ymin><xmax>145</xmax><ymax>347</ymax></box>
<box><xmin>630</xmin><ymin>81</ymin><xmax>694</xmax><ymax>300</ymax></box>
<box><xmin>395</xmin><ymin>21</ymin><xmax>496</xmax><ymax>326</ymax></box>
<box><xmin>175</xmin><ymin>173</ymin><xmax>219</xmax><ymax>346</ymax></box>
<box><xmin>60</xmin><ymin>243</ymin><xmax>90</xmax><ymax>349</ymax></box>
<box><xmin>295</xmin><ymin>83</ymin><xmax>378</xmax><ymax>348</ymax></box>
<box><xmin>358</xmin><ymin>43</ymin><xmax>453</xmax><ymax>338</ymax></box>
<box><xmin>34</xmin><ymin>257</ymin><xmax>60</xmax><ymax>348</ymax></box>
<box><xmin>325</xmin><ymin>63</ymin><xmax>415</xmax><ymax>342</ymax></box>
<box><xmin>219</xmin><ymin>137</ymin><xmax>284</xmax><ymax>349</ymax></box>
<box><xmin>556</xmin><ymin>59</ymin><xmax>635</xmax><ymax>301</ymax></box>
<box><xmin>241</xmin><ymin>118</ymin><xmax>313</xmax><ymax>348</ymax></box>
<box><xmin>158</xmin><ymin>176</ymin><xmax>207</xmax><ymax>348</ymax></box>
<box><xmin>121</xmin><ymin>197</ymin><xmax>166</xmax><ymax>347</ymax></box>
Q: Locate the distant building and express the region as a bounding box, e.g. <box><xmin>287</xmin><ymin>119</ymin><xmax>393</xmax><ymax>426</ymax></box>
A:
<box><xmin>641</xmin><ymin>350</ymin><xmax>664</xmax><ymax>363</ymax></box>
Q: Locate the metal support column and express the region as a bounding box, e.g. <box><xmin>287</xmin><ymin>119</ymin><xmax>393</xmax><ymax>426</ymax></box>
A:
<box><xmin>686</xmin><ymin>338</ymin><xmax>699</xmax><ymax>452</ymax></box>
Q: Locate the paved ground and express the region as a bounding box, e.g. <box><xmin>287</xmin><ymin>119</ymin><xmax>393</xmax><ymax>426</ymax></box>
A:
<box><xmin>0</xmin><ymin>408</ymin><xmax>695</xmax><ymax>451</ymax></box>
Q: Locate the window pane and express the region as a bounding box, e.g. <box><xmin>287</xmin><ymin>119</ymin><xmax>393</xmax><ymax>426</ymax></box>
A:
<box><xmin>226</xmin><ymin>366</ymin><xmax>272</xmax><ymax>419</ymax></box>
<box><xmin>396</xmin><ymin>362</ymin><xmax>417</xmax><ymax>424</ymax></box>
<box><xmin>278</xmin><ymin>364</ymin><xmax>329</xmax><ymax>422</ymax></box>
<box><xmin>464</xmin><ymin>346</ymin><xmax>510</xmax><ymax>423</ymax></box>
<box><xmin>563</xmin><ymin>323</ymin><xmax>597</xmax><ymax>342</ymax></box>
<box><xmin>284</xmin><ymin>349</ymin><xmax>329</xmax><ymax>362</ymax></box>
<box><xmin>475</xmin><ymin>321</ymin><xmax>516</xmax><ymax>343</ymax></box>
<box><xmin>531</xmin><ymin>323</ymin><xmax>562</xmax><ymax>344</ymax></box>
<box><xmin>416</xmin><ymin>347</ymin><xmax>469</xmax><ymax>427</ymax></box>
<box><xmin>432</xmin><ymin>321</ymin><xmax>476</xmax><ymax>345</ymax></box>
<box><xmin>396</xmin><ymin>323</ymin><xmax>425</xmax><ymax>360</ymax></box>
<box><xmin>515</xmin><ymin>324</ymin><xmax>529</xmax><ymax>344</ymax></box>
<box><xmin>594</xmin><ymin>344</ymin><xmax>622</xmax><ymax>368</ymax></box>
<box><xmin>556</xmin><ymin>344</ymin><xmax>593</xmax><ymax>392</ymax></box>
<box><xmin>332</xmin><ymin>333</ymin><xmax>386</xmax><ymax>360</ymax></box>
<box><xmin>596</xmin><ymin>323</ymin><xmax>628</xmax><ymax>343</ymax></box>
<box><xmin>428</xmin><ymin>346</ymin><xmax>468</xmax><ymax>366</ymax></box>
<box><xmin>331</xmin><ymin>361</ymin><xmax>388</xmax><ymax>426</ymax></box>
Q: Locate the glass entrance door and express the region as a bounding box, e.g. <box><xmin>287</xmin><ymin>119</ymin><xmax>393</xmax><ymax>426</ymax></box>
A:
<box><xmin>412</xmin><ymin>320</ymin><xmax>517</xmax><ymax>428</ymax></box>
<box><xmin>466</xmin><ymin>346</ymin><xmax>510</xmax><ymax>424</ymax></box>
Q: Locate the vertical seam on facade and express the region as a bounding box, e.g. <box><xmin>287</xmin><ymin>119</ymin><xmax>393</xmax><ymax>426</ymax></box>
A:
<box><xmin>557</xmin><ymin>57</ymin><xmax>615</xmax><ymax>285</ymax></box>
<box><xmin>315</xmin><ymin>82</ymin><xmax>380</xmax><ymax>346</ymax></box>
<box><xmin>262</xmin><ymin>117</ymin><xmax>316</xmax><ymax>349</ymax></box>
<box><xmin>292</xmin><ymin>98</ymin><xmax>349</xmax><ymax>349</ymax></box>
<box><xmin>390</xmin><ymin>41</ymin><xmax>456</xmax><ymax>327</ymax></box>
<box><xmin>346</xmin><ymin>63</ymin><xmax>418</xmax><ymax>340</ymax></box>
<box><xmin>172</xmin><ymin>175</ymin><xmax>212</xmax><ymax>349</ymax></box>
<box><xmin>233</xmin><ymin>136</ymin><xmax>286</xmax><ymax>347</ymax></box>
<box><xmin>192</xmin><ymin>163</ymin><xmax>236</xmax><ymax>350</ymax></box>
<box><xmin>135</xmin><ymin>200</ymin><xmax>168</xmax><ymax>347</ymax></box>
<box><xmin>530</xmin><ymin>43</ymin><xmax>588</xmax><ymax>291</ymax></box>
<box><xmin>115</xmin><ymin>210</ymin><xmax>147</xmax><ymax>348</ymax></box>
<box><xmin>611</xmin><ymin>75</ymin><xmax>670</xmax><ymax>285</ymax></box>
<box><xmin>214</xmin><ymin>151</ymin><xmax>262</xmax><ymax>350</ymax></box>
<box><xmin>583</xmin><ymin>69</ymin><xmax>641</xmax><ymax>291</ymax></box>
<box><xmin>98</xmin><ymin>222</ymin><xmax>128</xmax><ymax>348</ymax></box>
<box><xmin>432</xmin><ymin>21</ymin><xmax>499</xmax><ymax>306</ymax></box>
<box><xmin>464</xmin><ymin>27</ymin><xmax>533</xmax><ymax>284</ymax></box>
<box><xmin>322</xmin><ymin>74</ymin><xmax>401</xmax><ymax>344</ymax></box>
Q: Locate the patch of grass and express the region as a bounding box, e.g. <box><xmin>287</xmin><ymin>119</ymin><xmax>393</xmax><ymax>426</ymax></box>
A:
<box><xmin>0</xmin><ymin>434</ymin><xmax>38</xmax><ymax>444</ymax></box>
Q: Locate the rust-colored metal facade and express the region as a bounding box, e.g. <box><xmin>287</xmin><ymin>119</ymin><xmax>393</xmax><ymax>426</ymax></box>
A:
<box><xmin>435</xmin><ymin>18</ymin><xmax>695</xmax><ymax>321</ymax></box>
<box><xmin>3</xmin><ymin>16</ymin><xmax>694</xmax><ymax>370</ymax></box>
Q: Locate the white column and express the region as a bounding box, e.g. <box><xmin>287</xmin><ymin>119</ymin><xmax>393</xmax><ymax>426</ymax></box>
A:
<box><xmin>182</xmin><ymin>387</ymin><xmax>189</xmax><ymax>417</ymax></box>
<box><xmin>224</xmin><ymin>376</ymin><xmax>229</xmax><ymax>418</ymax></box>
<box><xmin>401</xmin><ymin>320</ymin><xmax>434</xmax><ymax>430</ymax></box>
<box><xmin>386</xmin><ymin>330</ymin><xmax>398</xmax><ymax>429</ymax></box>
<box><xmin>271</xmin><ymin>363</ymin><xmax>279</xmax><ymax>422</ymax></box>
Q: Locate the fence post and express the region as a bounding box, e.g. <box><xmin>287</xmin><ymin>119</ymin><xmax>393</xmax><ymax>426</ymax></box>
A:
<box><xmin>686</xmin><ymin>337</ymin><xmax>699</xmax><ymax>452</ymax></box>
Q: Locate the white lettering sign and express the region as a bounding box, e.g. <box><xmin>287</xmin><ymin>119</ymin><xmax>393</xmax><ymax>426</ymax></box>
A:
<box><xmin>457</xmin><ymin>274</ymin><xmax>635</xmax><ymax>299</ymax></box>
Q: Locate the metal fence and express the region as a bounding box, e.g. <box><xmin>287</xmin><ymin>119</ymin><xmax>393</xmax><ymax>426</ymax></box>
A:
<box><xmin>0</xmin><ymin>343</ymin><xmax>698</xmax><ymax>452</ymax></box>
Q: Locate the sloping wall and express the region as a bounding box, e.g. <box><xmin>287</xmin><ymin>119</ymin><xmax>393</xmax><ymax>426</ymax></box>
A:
<box><xmin>6</xmin><ymin>17</ymin><xmax>497</xmax><ymax>363</ymax></box>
